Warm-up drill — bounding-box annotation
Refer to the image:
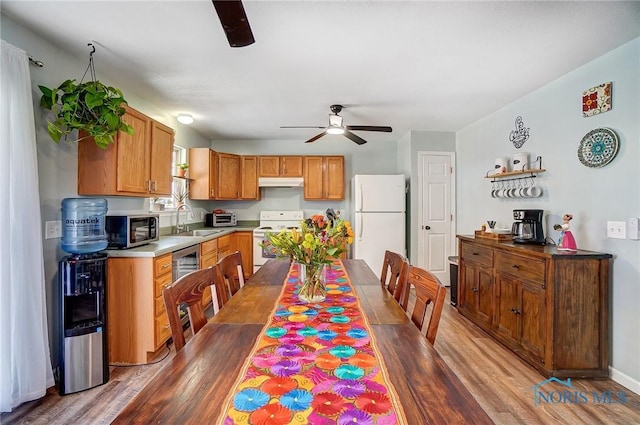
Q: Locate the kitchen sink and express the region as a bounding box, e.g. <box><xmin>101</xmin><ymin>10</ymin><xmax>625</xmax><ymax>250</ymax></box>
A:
<box><xmin>173</xmin><ymin>229</ymin><xmax>226</xmax><ymax>237</ymax></box>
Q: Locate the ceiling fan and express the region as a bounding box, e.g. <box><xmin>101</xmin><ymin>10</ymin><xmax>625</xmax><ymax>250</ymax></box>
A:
<box><xmin>281</xmin><ymin>105</ymin><xmax>392</xmax><ymax>145</ymax></box>
<box><xmin>212</xmin><ymin>0</ymin><xmax>254</xmax><ymax>47</ymax></box>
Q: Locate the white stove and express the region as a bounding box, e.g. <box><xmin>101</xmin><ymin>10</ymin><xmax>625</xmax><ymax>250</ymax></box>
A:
<box><xmin>252</xmin><ymin>210</ymin><xmax>304</xmax><ymax>273</ymax></box>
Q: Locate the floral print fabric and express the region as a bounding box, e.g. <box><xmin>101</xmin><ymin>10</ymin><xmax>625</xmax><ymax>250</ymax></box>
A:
<box><xmin>218</xmin><ymin>261</ymin><xmax>406</xmax><ymax>424</ymax></box>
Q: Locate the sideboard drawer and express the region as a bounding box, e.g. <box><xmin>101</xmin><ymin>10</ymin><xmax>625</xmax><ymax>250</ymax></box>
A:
<box><xmin>495</xmin><ymin>251</ymin><xmax>546</xmax><ymax>282</ymax></box>
<box><xmin>461</xmin><ymin>243</ymin><xmax>494</xmax><ymax>268</ymax></box>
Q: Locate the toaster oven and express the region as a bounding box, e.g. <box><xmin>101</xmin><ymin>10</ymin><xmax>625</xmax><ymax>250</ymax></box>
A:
<box><xmin>205</xmin><ymin>212</ymin><xmax>237</xmax><ymax>227</ymax></box>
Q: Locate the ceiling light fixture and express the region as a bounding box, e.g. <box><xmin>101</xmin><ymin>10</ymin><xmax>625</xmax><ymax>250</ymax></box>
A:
<box><xmin>326</xmin><ymin>125</ymin><xmax>345</xmax><ymax>135</ymax></box>
<box><xmin>177</xmin><ymin>114</ymin><xmax>194</xmax><ymax>125</ymax></box>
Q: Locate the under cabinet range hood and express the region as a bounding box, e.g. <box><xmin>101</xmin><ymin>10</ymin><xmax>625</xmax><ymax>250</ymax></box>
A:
<box><xmin>258</xmin><ymin>177</ymin><xmax>304</xmax><ymax>188</ymax></box>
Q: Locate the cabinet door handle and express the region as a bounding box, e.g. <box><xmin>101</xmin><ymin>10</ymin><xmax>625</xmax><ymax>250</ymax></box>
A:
<box><xmin>512</xmin><ymin>264</ymin><xmax>519</xmax><ymax>269</ymax></box>
<box><xmin>162</xmin><ymin>264</ymin><xmax>170</xmax><ymax>269</ymax></box>
<box><xmin>163</xmin><ymin>324</ymin><xmax>170</xmax><ymax>330</ymax></box>
<box><xmin>153</xmin><ymin>181</ymin><xmax>158</xmax><ymax>192</ymax></box>
<box><xmin>472</xmin><ymin>252</ymin><xmax>479</xmax><ymax>256</ymax></box>
<box><xmin>510</xmin><ymin>307</ymin><xmax>521</xmax><ymax>314</ymax></box>
<box><xmin>147</xmin><ymin>180</ymin><xmax>152</xmax><ymax>192</ymax></box>
<box><xmin>471</xmin><ymin>287</ymin><xmax>479</xmax><ymax>292</ymax></box>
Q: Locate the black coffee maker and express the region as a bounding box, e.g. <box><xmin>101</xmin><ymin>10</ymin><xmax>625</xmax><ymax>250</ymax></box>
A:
<box><xmin>512</xmin><ymin>209</ymin><xmax>545</xmax><ymax>244</ymax></box>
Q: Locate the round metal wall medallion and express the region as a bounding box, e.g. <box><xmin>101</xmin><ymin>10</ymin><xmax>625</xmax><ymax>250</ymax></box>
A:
<box><xmin>577</xmin><ymin>128</ymin><xmax>619</xmax><ymax>168</ymax></box>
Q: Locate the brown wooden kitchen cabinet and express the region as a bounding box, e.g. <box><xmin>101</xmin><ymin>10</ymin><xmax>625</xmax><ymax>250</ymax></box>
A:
<box><xmin>107</xmin><ymin>253</ymin><xmax>173</xmax><ymax>364</ymax></box>
<box><xmin>303</xmin><ymin>156</ymin><xmax>345</xmax><ymax>200</ymax></box>
<box><xmin>240</xmin><ymin>156</ymin><xmax>260</xmax><ymax>200</ymax></box>
<box><xmin>78</xmin><ymin>105</ymin><xmax>174</xmax><ymax>197</ymax></box>
<box><xmin>200</xmin><ymin>238</ymin><xmax>218</xmax><ymax>308</ymax></box>
<box><xmin>189</xmin><ymin>149</ymin><xmax>257</xmax><ymax>200</ymax></box>
<box><xmin>189</xmin><ymin>148</ymin><xmax>217</xmax><ymax>199</ymax></box>
<box><xmin>457</xmin><ymin>236</ymin><xmax>612</xmax><ymax>378</ymax></box>
<box><xmin>458</xmin><ymin>242</ymin><xmax>494</xmax><ymax>328</ymax></box>
<box><xmin>259</xmin><ymin>156</ymin><xmax>304</xmax><ymax>177</ymax></box>
<box><xmin>233</xmin><ymin>231</ymin><xmax>253</xmax><ymax>280</ymax></box>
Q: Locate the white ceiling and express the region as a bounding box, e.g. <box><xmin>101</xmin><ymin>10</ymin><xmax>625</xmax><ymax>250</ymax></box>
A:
<box><xmin>3</xmin><ymin>1</ymin><xmax>640</xmax><ymax>145</ymax></box>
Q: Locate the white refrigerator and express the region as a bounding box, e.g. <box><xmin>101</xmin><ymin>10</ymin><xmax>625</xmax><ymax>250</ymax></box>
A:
<box><xmin>352</xmin><ymin>174</ymin><xmax>406</xmax><ymax>278</ymax></box>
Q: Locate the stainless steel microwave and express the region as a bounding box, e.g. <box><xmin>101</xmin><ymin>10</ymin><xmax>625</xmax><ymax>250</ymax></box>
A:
<box><xmin>105</xmin><ymin>214</ymin><xmax>159</xmax><ymax>249</ymax></box>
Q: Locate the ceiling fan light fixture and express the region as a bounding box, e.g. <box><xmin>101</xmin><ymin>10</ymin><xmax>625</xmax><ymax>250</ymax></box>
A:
<box><xmin>177</xmin><ymin>114</ymin><xmax>194</xmax><ymax>125</ymax></box>
<box><xmin>326</xmin><ymin>125</ymin><xmax>345</xmax><ymax>135</ymax></box>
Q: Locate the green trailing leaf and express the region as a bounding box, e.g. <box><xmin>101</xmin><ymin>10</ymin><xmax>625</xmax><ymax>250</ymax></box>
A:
<box><xmin>38</xmin><ymin>78</ymin><xmax>133</xmax><ymax>148</ymax></box>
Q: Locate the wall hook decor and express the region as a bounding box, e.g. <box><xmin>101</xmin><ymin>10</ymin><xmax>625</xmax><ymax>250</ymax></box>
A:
<box><xmin>509</xmin><ymin>116</ymin><xmax>530</xmax><ymax>148</ymax></box>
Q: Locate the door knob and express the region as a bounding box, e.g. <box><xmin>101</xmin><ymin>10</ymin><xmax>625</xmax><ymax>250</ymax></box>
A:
<box><xmin>423</xmin><ymin>225</ymin><xmax>431</xmax><ymax>230</ymax></box>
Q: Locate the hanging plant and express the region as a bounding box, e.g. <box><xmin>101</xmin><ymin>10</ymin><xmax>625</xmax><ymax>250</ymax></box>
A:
<box><xmin>38</xmin><ymin>44</ymin><xmax>133</xmax><ymax>149</ymax></box>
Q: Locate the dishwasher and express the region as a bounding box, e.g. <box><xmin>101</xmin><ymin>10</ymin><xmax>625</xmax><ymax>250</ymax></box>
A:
<box><xmin>172</xmin><ymin>244</ymin><xmax>200</xmax><ymax>282</ymax></box>
<box><xmin>171</xmin><ymin>245</ymin><xmax>200</xmax><ymax>331</ymax></box>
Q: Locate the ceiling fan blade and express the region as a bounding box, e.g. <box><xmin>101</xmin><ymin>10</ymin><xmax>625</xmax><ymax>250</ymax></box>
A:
<box><xmin>346</xmin><ymin>125</ymin><xmax>392</xmax><ymax>132</ymax></box>
<box><xmin>212</xmin><ymin>0</ymin><xmax>255</xmax><ymax>47</ymax></box>
<box><xmin>281</xmin><ymin>126</ymin><xmax>325</xmax><ymax>129</ymax></box>
<box><xmin>344</xmin><ymin>130</ymin><xmax>368</xmax><ymax>145</ymax></box>
<box><xmin>304</xmin><ymin>132</ymin><xmax>327</xmax><ymax>144</ymax></box>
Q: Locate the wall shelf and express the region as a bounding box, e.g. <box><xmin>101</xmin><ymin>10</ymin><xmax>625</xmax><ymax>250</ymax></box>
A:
<box><xmin>172</xmin><ymin>175</ymin><xmax>194</xmax><ymax>181</ymax></box>
<box><xmin>485</xmin><ymin>155</ymin><xmax>544</xmax><ymax>182</ymax></box>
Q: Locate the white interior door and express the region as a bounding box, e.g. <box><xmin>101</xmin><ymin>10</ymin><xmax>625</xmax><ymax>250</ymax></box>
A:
<box><xmin>417</xmin><ymin>152</ymin><xmax>455</xmax><ymax>285</ymax></box>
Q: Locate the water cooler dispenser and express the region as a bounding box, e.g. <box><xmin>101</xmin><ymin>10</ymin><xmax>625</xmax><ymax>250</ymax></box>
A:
<box><xmin>58</xmin><ymin>198</ymin><xmax>109</xmax><ymax>395</ymax></box>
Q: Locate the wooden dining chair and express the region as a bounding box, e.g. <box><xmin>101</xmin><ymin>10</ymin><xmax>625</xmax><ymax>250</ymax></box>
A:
<box><xmin>380</xmin><ymin>250</ymin><xmax>409</xmax><ymax>303</ymax></box>
<box><xmin>162</xmin><ymin>266</ymin><xmax>225</xmax><ymax>352</ymax></box>
<box><xmin>217</xmin><ymin>251</ymin><xmax>245</xmax><ymax>298</ymax></box>
<box><xmin>403</xmin><ymin>265</ymin><xmax>447</xmax><ymax>345</ymax></box>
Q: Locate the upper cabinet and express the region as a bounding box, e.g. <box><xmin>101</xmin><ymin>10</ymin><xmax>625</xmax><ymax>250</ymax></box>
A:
<box><xmin>240</xmin><ymin>156</ymin><xmax>260</xmax><ymax>200</ymax></box>
<box><xmin>259</xmin><ymin>156</ymin><xmax>303</xmax><ymax>177</ymax></box>
<box><xmin>303</xmin><ymin>156</ymin><xmax>345</xmax><ymax>200</ymax></box>
<box><xmin>189</xmin><ymin>149</ymin><xmax>259</xmax><ymax>201</ymax></box>
<box><xmin>78</xmin><ymin>105</ymin><xmax>174</xmax><ymax>197</ymax></box>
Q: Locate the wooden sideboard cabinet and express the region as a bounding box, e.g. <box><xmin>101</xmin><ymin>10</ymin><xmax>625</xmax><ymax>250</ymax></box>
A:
<box><xmin>457</xmin><ymin>236</ymin><xmax>612</xmax><ymax>378</ymax></box>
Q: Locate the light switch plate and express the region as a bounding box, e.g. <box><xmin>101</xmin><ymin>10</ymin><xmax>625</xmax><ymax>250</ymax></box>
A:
<box><xmin>607</xmin><ymin>221</ymin><xmax>626</xmax><ymax>239</ymax></box>
<box><xmin>45</xmin><ymin>220</ymin><xmax>62</xmax><ymax>239</ymax></box>
<box><xmin>628</xmin><ymin>217</ymin><xmax>639</xmax><ymax>240</ymax></box>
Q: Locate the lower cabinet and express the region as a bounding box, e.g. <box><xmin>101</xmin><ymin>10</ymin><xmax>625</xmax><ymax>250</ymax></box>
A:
<box><xmin>200</xmin><ymin>238</ymin><xmax>218</xmax><ymax>308</ymax></box>
<box><xmin>107</xmin><ymin>254</ymin><xmax>172</xmax><ymax>364</ymax></box>
<box><xmin>457</xmin><ymin>236</ymin><xmax>612</xmax><ymax>378</ymax></box>
<box><xmin>234</xmin><ymin>231</ymin><xmax>253</xmax><ymax>280</ymax></box>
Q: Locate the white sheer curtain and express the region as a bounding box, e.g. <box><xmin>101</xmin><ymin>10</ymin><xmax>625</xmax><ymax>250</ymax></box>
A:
<box><xmin>0</xmin><ymin>40</ymin><xmax>54</xmax><ymax>412</ymax></box>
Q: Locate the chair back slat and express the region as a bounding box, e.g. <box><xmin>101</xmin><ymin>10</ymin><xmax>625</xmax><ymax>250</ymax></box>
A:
<box><xmin>163</xmin><ymin>267</ymin><xmax>218</xmax><ymax>352</ymax></box>
<box><xmin>218</xmin><ymin>251</ymin><xmax>245</xmax><ymax>298</ymax></box>
<box><xmin>380</xmin><ymin>250</ymin><xmax>409</xmax><ymax>303</ymax></box>
<box><xmin>406</xmin><ymin>265</ymin><xmax>447</xmax><ymax>345</ymax></box>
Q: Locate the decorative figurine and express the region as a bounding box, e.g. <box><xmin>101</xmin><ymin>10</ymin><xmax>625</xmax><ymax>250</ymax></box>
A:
<box><xmin>553</xmin><ymin>214</ymin><xmax>577</xmax><ymax>251</ymax></box>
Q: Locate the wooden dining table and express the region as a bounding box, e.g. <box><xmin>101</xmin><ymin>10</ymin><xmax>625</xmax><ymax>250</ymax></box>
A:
<box><xmin>113</xmin><ymin>259</ymin><xmax>492</xmax><ymax>424</ymax></box>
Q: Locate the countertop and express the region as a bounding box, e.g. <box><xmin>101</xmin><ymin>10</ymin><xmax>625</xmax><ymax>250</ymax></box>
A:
<box><xmin>457</xmin><ymin>234</ymin><xmax>613</xmax><ymax>259</ymax></box>
<box><xmin>104</xmin><ymin>226</ymin><xmax>256</xmax><ymax>258</ymax></box>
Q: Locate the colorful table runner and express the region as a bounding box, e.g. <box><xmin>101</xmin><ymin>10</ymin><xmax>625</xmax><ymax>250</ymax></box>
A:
<box><xmin>218</xmin><ymin>260</ymin><xmax>407</xmax><ymax>425</ymax></box>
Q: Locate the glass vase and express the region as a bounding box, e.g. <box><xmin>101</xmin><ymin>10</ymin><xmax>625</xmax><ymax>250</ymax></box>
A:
<box><xmin>298</xmin><ymin>263</ymin><xmax>327</xmax><ymax>303</ymax></box>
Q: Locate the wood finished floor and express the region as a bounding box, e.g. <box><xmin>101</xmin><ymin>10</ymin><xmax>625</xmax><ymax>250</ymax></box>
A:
<box><xmin>3</xmin><ymin>289</ymin><xmax>639</xmax><ymax>425</ymax></box>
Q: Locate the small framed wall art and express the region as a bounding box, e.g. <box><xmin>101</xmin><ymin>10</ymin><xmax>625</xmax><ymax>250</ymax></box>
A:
<box><xmin>582</xmin><ymin>82</ymin><xmax>612</xmax><ymax>117</ymax></box>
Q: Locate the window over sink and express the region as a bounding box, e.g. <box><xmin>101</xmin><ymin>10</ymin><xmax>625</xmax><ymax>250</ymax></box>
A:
<box><xmin>151</xmin><ymin>145</ymin><xmax>187</xmax><ymax>211</ymax></box>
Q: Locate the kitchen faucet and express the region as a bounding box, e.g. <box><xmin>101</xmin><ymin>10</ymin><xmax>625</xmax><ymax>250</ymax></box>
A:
<box><xmin>175</xmin><ymin>204</ymin><xmax>194</xmax><ymax>234</ymax></box>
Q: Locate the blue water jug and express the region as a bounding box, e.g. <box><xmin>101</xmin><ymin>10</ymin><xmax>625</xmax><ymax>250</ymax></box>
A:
<box><xmin>61</xmin><ymin>198</ymin><xmax>108</xmax><ymax>254</ymax></box>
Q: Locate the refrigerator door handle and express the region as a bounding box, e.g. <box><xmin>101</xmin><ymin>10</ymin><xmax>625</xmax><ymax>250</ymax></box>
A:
<box><xmin>358</xmin><ymin>184</ymin><xmax>363</xmax><ymax>212</ymax></box>
<box><xmin>358</xmin><ymin>214</ymin><xmax>363</xmax><ymax>239</ymax></box>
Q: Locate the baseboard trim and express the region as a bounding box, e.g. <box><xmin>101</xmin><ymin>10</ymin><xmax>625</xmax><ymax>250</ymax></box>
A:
<box><xmin>610</xmin><ymin>366</ymin><xmax>640</xmax><ymax>395</ymax></box>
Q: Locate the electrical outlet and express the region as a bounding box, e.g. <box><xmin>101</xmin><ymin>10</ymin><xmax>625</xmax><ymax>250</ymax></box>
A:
<box><xmin>606</xmin><ymin>221</ymin><xmax>626</xmax><ymax>239</ymax></box>
<box><xmin>45</xmin><ymin>220</ymin><xmax>62</xmax><ymax>239</ymax></box>
<box><xmin>628</xmin><ymin>217</ymin><xmax>639</xmax><ymax>240</ymax></box>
